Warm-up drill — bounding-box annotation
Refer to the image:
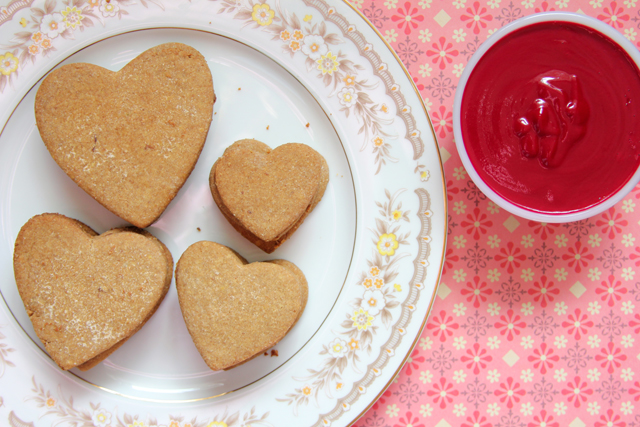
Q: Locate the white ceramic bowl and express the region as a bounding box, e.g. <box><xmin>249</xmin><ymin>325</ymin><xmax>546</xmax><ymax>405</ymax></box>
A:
<box><xmin>453</xmin><ymin>12</ymin><xmax>640</xmax><ymax>223</ymax></box>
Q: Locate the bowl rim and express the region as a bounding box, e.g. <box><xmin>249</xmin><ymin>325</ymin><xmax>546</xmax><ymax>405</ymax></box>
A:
<box><xmin>452</xmin><ymin>12</ymin><xmax>640</xmax><ymax>223</ymax></box>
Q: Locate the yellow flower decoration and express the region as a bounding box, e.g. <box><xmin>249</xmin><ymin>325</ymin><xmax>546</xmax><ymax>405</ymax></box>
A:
<box><xmin>343</xmin><ymin>74</ymin><xmax>356</xmax><ymax>86</ymax></box>
<box><xmin>373</xmin><ymin>136</ymin><xmax>384</xmax><ymax>147</ymax></box>
<box><xmin>352</xmin><ymin>308</ymin><xmax>373</xmax><ymax>331</ymax></box>
<box><xmin>348</xmin><ymin>338</ymin><xmax>359</xmax><ymax>350</ymax></box>
<box><xmin>362</xmin><ymin>278</ymin><xmax>373</xmax><ymax>288</ymax></box>
<box><xmin>45</xmin><ymin>397</ymin><xmax>56</xmax><ymax>407</ymax></box>
<box><xmin>252</xmin><ymin>4</ymin><xmax>275</xmax><ymax>26</ymax></box>
<box><xmin>302</xmin><ymin>385</ymin><xmax>312</xmax><ymax>395</ymax></box>
<box><xmin>374</xmin><ymin>278</ymin><xmax>384</xmax><ymax>289</ymax></box>
<box><xmin>31</xmin><ymin>32</ymin><xmax>43</xmax><ymax>43</ymax></box>
<box><xmin>377</xmin><ymin>233</ymin><xmax>399</xmax><ymax>256</ymax></box>
<box><xmin>316</xmin><ymin>51</ymin><xmax>339</xmax><ymax>75</ymax></box>
<box><xmin>293</xmin><ymin>29</ymin><xmax>304</xmax><ymax>40</ymax></box>
<box><xmin>280</xmin><ymin>30</ymin><xmax>291</xmax><ymax>41</ymax></box>
<box><xmin>61</xmin><ymin>6</ymin><xmax>84</xmax><ymax>30</ymax></box>
<box><xmin>128</xmin><ymin>421</ymin><xmax>147</xmax><ymax>427</ymax></box>
<box><xmin>0</xmin><ymin>52</ymin><xmax>19</xmax><ymax>76</ymax></box>
<box><xmin>392</xmin><ymin>210</ymin><xmax>402</xmax><ymax>221</ymax></box>
<box><xmin>369</xmin><ymin>266</ymin><xmax>380</xmax><ymax>276</ymax></box>
<box><xmin>341</xmin><ymin>89</ymin><xmax>354</xmax><ymax>104</ymax></box>
<box><xmin>20</xmin><ymin>17</ymin><xmax>27</xmax><ymax>27</ymax></box>
<box><xmin>303</xmin><ymin>14</ymin><xmax>312</xmax><ymax>22</ymax></box>
<box><xmin>206</xmin><ymin>423</ymin><xmax>228</xmax><ymax>427</ymax></box>
<box><xmin>394</xmin><ymin>283</ymin><xmax>402</xmax><ymax>292</ymax></box>
<box><xmin>289</xmin><ymin>40</ymin><xmax>301</xmax><ymax>52</ymax></box>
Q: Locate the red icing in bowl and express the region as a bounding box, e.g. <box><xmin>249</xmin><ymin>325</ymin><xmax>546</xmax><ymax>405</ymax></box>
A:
<box><xmin>460</xmin><ymin>21</ymin><xmax>640</xmax><ymax>214</ymax></box>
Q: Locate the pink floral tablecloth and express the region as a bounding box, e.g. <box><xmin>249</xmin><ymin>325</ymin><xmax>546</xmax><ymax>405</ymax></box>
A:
<box><xmin>351</xmin><ymin>0</ymin><xmax>640</xmax><ymax>426</ymax></box>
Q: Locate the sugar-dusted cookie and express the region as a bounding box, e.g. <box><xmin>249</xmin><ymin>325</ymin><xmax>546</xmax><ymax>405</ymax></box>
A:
<box><xmin>210</xmin><ymin>139</ymin><xmax>329</xmax><ymax>253</ymax></box>
<box><xmin>175</xmin><ymin>241</ymin><xmax>307</xmax><ymax>370</ymax></box>
<box><xmin>13</xmin><ymin>213</ymin><xmax>173</xmax><ymax>371</ymax></box>
<box><xmin>35</xmin><ymin>43</ymin><xmax>215</xmax><ymax>228</ymax></box>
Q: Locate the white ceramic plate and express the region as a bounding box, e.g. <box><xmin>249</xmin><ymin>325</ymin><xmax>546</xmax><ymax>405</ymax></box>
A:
<box><xmin>0</xmin><ymin>1</ymin><xmax>445</xmax><ymax>425</ymax></box>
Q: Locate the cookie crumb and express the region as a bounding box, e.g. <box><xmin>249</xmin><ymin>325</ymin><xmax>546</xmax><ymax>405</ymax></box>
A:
<box><xmin>197</xmin><ymin>227</ymin><xmax>201</xmax><ymax>232</ymax></box>
<box><xmin>238</xmin><ymin>87</ymin><xmax>241</xmax><ymax>91</ymax></box>
<box><xmin>214</xmin><ymin>112</ymin><xmax>217</xmax><ymax>115</ymax></box>
<box><xmin>270</xmin><ymin>349</ymin><xmax>278</xmax><ymax>357</ymax></box>
<box><xmin>305</xmin><ymin>123</ymin><xmax>310</xmax><ymax>128</ymax></box>
<box><xmin>264</xmin><ymin>352</ymin><xmax>268</xmax><ymax>356</ymax></box>
<box><xmin>266</xmin><ymin>125</ymin><xmax>270</xmax><ymax>130</ymax></box>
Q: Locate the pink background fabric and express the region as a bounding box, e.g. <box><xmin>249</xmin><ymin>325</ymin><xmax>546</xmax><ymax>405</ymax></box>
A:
<box><xmin>351</xmin><ymin>1</ymin><xmax>640</xmax><ymax>426</ymax></box>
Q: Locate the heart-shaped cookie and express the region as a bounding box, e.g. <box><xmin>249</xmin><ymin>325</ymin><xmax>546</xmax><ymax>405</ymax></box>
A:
<box><xmin>35</xmin><ymin>43</ymin><xmax>215</xmax><ymax>228</ymax></box>
<box><xmin>13</xmin><ymin>213</ymin><xmax>173</xmax><ymax>371</ymax></box>
<box><xmin>176</xmin><ymin>241</ymin><xmax>307</xmax><ymax>370</ymax></box>
<box><xmin>210</xmin><ymin>139</ymin><xmax>329</xmax><ymax>253</ymax></box>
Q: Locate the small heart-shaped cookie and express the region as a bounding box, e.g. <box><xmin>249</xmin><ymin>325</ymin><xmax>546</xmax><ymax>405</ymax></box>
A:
<box><xmin>13</xmin><ymin>213</ymin><xmax>173</xmax><ymax>370</ymax></box>
<box><xmin>35</xmin><ymin>43</ymin><xmax>215</xmax><ymax>228</ymax></box>
<box><xmin>175</xmin><ymin>241</ymin><xmax>307</xmax><ymax>370</ymax></box>
<box><xmin>210</xmin><ymin>139</ymin><xmax>329</xmax><ymax>253</ymax></box>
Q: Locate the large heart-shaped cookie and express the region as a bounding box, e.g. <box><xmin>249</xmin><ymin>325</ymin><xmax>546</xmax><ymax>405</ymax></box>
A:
<box><xmin>35</xmin><ymin>43</ymin><xmax>215</xmax><ymax>228</ymax></box>
<box><xmin>210</xmin><ymin>139</ymin><xmax>329</xmax><ymax>253</ymax></box>
<box><xmin>176</xmin><ymin>241</ymin><xmax>307</xmax><ymax>370</ymax></box>
<box><xmin>13</xmin><ymin>213</ymin><xmax>173</xmax><ymax>370</ymax></box>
